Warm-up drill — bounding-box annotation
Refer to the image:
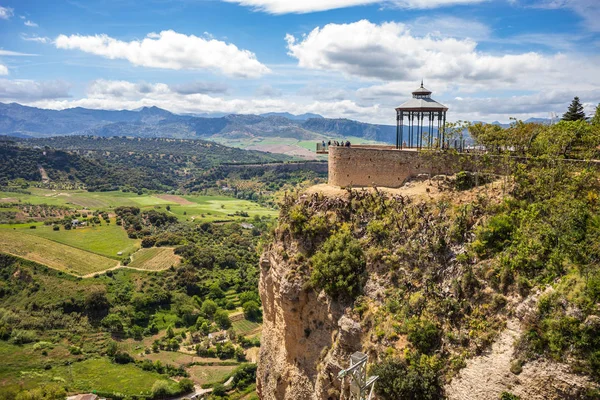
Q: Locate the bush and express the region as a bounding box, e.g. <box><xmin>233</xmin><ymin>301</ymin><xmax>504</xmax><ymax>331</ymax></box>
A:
<box><xmin>371</xmin><ymin>354</ymin><xmax>442</xmax><ymax>400</ymax></box>
<box><xmin>151</xmin><ymin>380</ymin><xmax>174</xmax><ymax>399</ymax></box>
<box><xmin>242</xmin><ymin>300</ymin><xmax>261</xmax><ymax>322</ymax></box>
<box><xmin>52</xmin><ymin>225</ymin><xmax>60</xmax><ymax>231</ymax></box>
<box><xmin>310</xmin><ymin>226</ymin><xmax>366</xmax><ymax>300</ymax></box>
<box><xmin>473</xmin><ymin>214</ymin><xmax>514</xmax><ymax>256</ymax></box>
<box><xmin>214</xmin><ymin>309</ymin><xmax>232</xmax><ymax>330</ymax></box>
<box><xmin>178</xmin><ymin>378</ymin><xmax>194</xmax><ymax>393</ymax></box>
<box><xmin>212</xmin><ymin>383</ymin><xmax>226</xmax><ymax>397</ymax></box>
<box><xmin>10</xmin><ymin>329</ymin><xmax>37</xmax><ymax>345</ymax></box>
<box><xmin>406</xmin><ymin>319</ymin><xmax>441</xmax><ymax>355</ymax></box>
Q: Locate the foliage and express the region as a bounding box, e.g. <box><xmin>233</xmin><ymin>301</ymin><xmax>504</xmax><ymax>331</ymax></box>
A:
<box><xmin>310</xmin><ymin>225</ymin><xmax>366</xmax><ymax>300</ymax></box>
<box><xmin>371</xmin><ymin>353</ymin><xmax>443</xmax><ymax>400</ymax></box>
<box><xmin>563</xmin><ymin>96</ymin><xmax>586</xmax><ymax>121</ymax></box>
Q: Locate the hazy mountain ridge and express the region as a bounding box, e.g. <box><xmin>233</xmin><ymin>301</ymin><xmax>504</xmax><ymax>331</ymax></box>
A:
<box><xmin>0</xmin><ymin>102</ymin><xmax>397</xmax><ymax>142</ymax></box>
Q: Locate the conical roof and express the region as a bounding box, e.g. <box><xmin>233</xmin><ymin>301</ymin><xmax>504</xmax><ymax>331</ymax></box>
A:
<box><xmin>396</xmin><ymin>81</ymin><xmax>448</xmax><ymax>112</ymax></box>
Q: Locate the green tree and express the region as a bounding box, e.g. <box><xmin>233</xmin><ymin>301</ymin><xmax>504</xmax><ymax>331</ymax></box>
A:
<box><xmin>562</xmin><ymin>96</ymin><xmax>586</xmax><ymax>121</ymax></box>
<box><xmin>591</xmin><ymin>103</ymin><xmax>600</xmax><ymax>126</ymax></box>
<box><xmin>201</xmin><ymin>299</ymin><xmax>218</xmax><ymax>318</ymax></box>
<box><xmin>214</xmin><ymin>309</ymin><xmax>232</xmax><ymax>330</ymax></box>
<box><xmin>310</xmin><ymin>225</ymin><xmax>366</xmax><ymax>300</ymax></box>
<box><xmin>242</xmin><ymin>300</ymin><xmax>261</xmax><ymax>322</ymax></box>
<box><xmin>151</xmin><ymin>380</ymin><xmax>173</xmax><ymax>399</ymax></box>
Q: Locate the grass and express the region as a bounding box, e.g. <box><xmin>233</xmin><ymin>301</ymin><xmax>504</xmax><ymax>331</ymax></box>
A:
<box><xmin>0</xmin><ymin>231</ymin><xmax>117</xmax><ymax>276</ymax></box>
<box><xmin>129</xmin><ymin>247</ymin><xmax>180</xmax><ymax>270</ymax></box>
<box><xmin>0</xmin><ymin>189</ymin><xmax>276</xmax><ymax>223</ymax></box>
<box><xmin>188</xmin><ymin>364</ymin><xmax>237</xmax><ymax>385</ymax></box>
<box><xmin>25</xmin><ymin>218</ymin><xmax>139</xmax><ymax>260</ymax></box>
<box><xmin>231</xmin><ymin>319</ymin><xmax>261</xmax><ymax>336</ymax></box>
<box><xmin>0</xmin><ymin>343</ymin><xmax>179</xmax><ymax>395</ymax></box>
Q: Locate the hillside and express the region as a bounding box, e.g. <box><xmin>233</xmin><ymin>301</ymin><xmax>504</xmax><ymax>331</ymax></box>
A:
<box><xmin>0</xmin><ymin>136</ymin><xmax>292</xmax><ymax>191</ymax></box>
<box><xmin>0</xmin><ymin>102</ymin><xmax>396</xmax><ymax>144</ymax></box>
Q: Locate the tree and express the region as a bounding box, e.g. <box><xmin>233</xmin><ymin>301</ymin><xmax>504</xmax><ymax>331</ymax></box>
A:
<box><xmin>563</xmin><ymin>96</ymin><xmax>586</xmax><ymax>121</ymax></box>
<box><xmin>214</xmin><ymin>309</ymin><xmax>232</xmax><ymax>330</ymax></box>
<box><xmin>242</xmin><ymin>301</ymin><xmax>261</xmax><ymax>322</ymax></box>
<box><xmin>201</xmin><ymin>299</ymin><xmax>218</xmax><ymax>318</ymax></box>
<box><xmin>151</xmin><ymin>380</ymin><xmax>173</xmax><ymax>399</ymax></box>
<box><xmin>212</xmin><ymin>383</ymin><xmax>226</xmax><ymax>397</ymax></box>
<box><xmin>591</xmin><ymin>103</ymin><xmax>600</xmax><ymax>126</ymax></box>
<box><xmin>310</xmin><ymin>225</ymin><xmax>366</xmax><ymax>300</ymax></box>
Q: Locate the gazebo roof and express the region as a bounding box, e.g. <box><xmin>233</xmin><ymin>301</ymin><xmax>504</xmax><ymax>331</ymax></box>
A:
<box><xmin>395</xmin><ymin>97</ymin><xmax>448</xmax><ymax>112</ymax></box>
<box><xmin>396</xmin><ymin>81</ymin><xmax>448</xmax><ymax>112</ymax></box>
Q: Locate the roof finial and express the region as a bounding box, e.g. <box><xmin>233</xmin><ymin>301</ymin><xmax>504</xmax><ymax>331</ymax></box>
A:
<box><xmin>421</xmin><ymin>79</ymin><xmax>424</xmax><ymax>88</ymax></box>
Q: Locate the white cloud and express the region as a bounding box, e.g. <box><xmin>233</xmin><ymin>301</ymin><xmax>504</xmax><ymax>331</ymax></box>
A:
<box><xmin>408</xmin><ymin>16</ymin><xmax>491</xmax><ymax>40</ymax></box>
<box><xmin>0</xmin><ymin>6</ymin><xmax>13</xmax><ymax>20</ymax></box>
<box><xmin>0</xmin><ymin>50</ymin><xmax>37</xmax><ymax>56</ymax></box>
<box><xmin>526</xmin><ymin>0</ymin><xmax>600</xmax><ymax>32</ymax></box>
<box><xmin>0</xmin><ymin>64</ymin><xmax>8</xmax><ymax>75</ymax></box>
<box><xmin>255</xmin><ymin>84</ymin><xmax>283</xmax><ymax>97</ymax></box>
<box><xmin>54</xmin><ymin>30</ymin><xmax>270</xmax><ymax>78</ymax></box>
<box><xmin>170</xmin><ymin>81</ymin><xmax>230</xmax><ymax>95</ymax></box>
<box><xmin>285</xmin><ymin>20</ymin><xmax>574</xmax><ymax>87</ymax></box>
<box><xmin>21</xmin><ymin>34</ymin><xmax>50</xmax><ymax>44</ymax></box>
<box><xmin>222</xmin><ymin>0</ymin><xmax>486</xmax><ymax>14</ymax></box>
<box><xmin>24</xmin><ymin>20</ymin><xmax>38</xmax><ymax>27</ymax></box>
<box><xmin>0</xmin><ymin>79</ymin><xmax>71</xmax><ymax>101</ymax></box>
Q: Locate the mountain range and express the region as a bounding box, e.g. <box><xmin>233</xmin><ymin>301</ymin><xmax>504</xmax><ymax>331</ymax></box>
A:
<box><xmin>0</xmin><ymin>102</ymin><xmax>396</xmax><ymax>143</ymax></box>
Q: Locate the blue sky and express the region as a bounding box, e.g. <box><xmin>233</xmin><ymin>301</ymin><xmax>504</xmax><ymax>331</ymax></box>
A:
<box><xmin>0</xmin><ymin>0</ymin><xmax>599</xmax><ymax>124</ymax></box>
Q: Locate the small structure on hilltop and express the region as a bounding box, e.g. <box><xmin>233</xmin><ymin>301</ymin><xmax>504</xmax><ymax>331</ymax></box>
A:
<box><xmin>395</xmin><ymin>81</ymin><xmax>448</xmax><ymax>149</ymax></box>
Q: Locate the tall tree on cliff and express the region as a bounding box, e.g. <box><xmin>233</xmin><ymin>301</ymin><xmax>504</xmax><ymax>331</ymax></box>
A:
<box><xmin>562</xmin><ymin>97</ymin><xmax>586</xmax><ymax>121</ymax></box>
<box><xmin>591</xmin><ymin>103</ymin><xmax>600</xmax><ymax>126</ymax></box>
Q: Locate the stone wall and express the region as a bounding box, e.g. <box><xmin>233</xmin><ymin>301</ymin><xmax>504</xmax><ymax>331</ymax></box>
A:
<box><xmin>328</xmin><ymin>146</ymin><xmax>474</xmax><ymax>188</ymax></box>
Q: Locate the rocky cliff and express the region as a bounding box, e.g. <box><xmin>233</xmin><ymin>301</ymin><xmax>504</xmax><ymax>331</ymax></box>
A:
<box><xmin>257</xmin><ymin>179</ymin><xmax>600</xmax><ymax>400</ymax></box>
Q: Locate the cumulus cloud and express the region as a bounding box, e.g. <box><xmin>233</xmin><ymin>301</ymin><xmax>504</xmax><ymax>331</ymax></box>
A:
<box><xmin>0</xmin><ymin>6</ymin><xmax>13</xmax><ymax>19</ymax></box>
<box><xmin>54</xmin><ymin>30</ymin><xmax>270</xmax><ymax>78</ymax></box>
<box><xmin>24</xmin><ymin>20</ymin><xmax>38</xmax><ymax>27</ymax></box>
<box><xmin>0</xmin><ymin>79</ymin><xmax>71</xmax><ymax>101</ymax></box>
<box><xmin>222</xmin><ymin>0</ymin><xmax>486</xmax><ymax>14</ymax></box>
<box><xmin>0</xmin><ymin>64</ymin><xmax>7</xmax><ymax>75</ymax></box>
<box><xmin>286</xmin><ymin>20</ymin><xmax>553</xmax><ymax>84</ymax></box>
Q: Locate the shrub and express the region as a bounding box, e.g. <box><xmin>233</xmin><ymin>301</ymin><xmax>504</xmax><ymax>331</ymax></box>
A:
<box><xmin>151</xmin><ymin>380</ymin><xmax>174</xmax><ymax>399</ymax></box>
<box><xmin>52</xmin><ymin>225</ymin><xmax>60</xmax><ymax>231</ymax></box>
<box><xmin>406</xmin><ymin>319</ymin><xmax>441</xmax><ymax>355</ymax></box>
<box><xmin>212</xmin><ymin>383</ymin><xmax>226</xmax><ymax>397</ymax></box>
<box><xmin>214</xmin><ymin>309</ymin><xmax>232</xmax><ymax>330</ymax></box>
<box><xmin>371</xmin><ymin>353</ymin><xmax>442</xmax><ymax>400</ymax></box>
<box><xmin>310</xmin><ymin>226</ymin><xmax>366</xmax><ymax>300</ymax></box>
<box><xmin>10</xmin><ymin>329</ymin><xmax>37</xmax><ymax>345</ymax></box>
<box><xmin>473</xmin><ymin>214</ymin><xmax>514</xmax><ymax>256</ymax></box>
<box><xmin>242</xmin><ymin>300</ymin><xmax>261</xmax><ymax>322</ymax></box>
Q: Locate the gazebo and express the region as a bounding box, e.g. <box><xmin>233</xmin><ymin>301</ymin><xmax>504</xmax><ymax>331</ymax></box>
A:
<box><xmin>395</xmin><ymin>81</ymin><xmax>448</xmax><ymax>149</ymax></box>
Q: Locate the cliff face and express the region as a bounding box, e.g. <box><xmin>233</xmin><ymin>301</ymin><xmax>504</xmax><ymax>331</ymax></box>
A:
<box><xmin>257</xmin><ymin>183</ymin><xmax>600</xmax><ymax>400</ymax></box>
<box><xmin>257</xmin><ymin>242</ymin><xmax>361</xmax><ymax>400</ymax></box>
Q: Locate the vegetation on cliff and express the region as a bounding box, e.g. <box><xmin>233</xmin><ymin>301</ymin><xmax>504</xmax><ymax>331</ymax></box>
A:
<box><xmin>269</xmin><ymin>120</ymin><xmax>600</xmax><ymax>398</ymax></box>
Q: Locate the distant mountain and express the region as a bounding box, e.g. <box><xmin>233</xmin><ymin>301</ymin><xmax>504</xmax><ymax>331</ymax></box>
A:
<box><xmin>0</xmin><ymin>102</ymin><xmax>397</xmax><ymax>143</ymax></box>
<box><xmin>260</xmin><ymin>112</ymin><xmax>324</xmax><ymax>121</ymax></box>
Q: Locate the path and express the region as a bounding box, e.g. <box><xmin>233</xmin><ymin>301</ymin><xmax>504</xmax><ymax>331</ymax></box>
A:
<box><xmin>79</xmin><ymin>263</ymin><xmax>171</xmax><ymax>278</ymax></box>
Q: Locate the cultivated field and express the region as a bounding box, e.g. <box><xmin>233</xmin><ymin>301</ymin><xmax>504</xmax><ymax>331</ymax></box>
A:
<box><xmin>0</xmin><ymin>230</ymin><xmax>117</xmax><ymax>276</ymax></box>
<box><xmin>0</xmin><ymin>189</ymin><xmax>277</xmax><ymax>222</ymax></box>
<box><xmin>26</xmin><ymin>219</ymin><xmax>139</xmax><ymax>259</ymax></box>
<box><xmin>128</xmin><ymin>247</ymin><xmax>180</xmax><ymax>270</ymax></box>
<box><xmin>188</xmin><ymin>364</ymin><xmax>238</xmax><ymax>385</ymax></box>
<box><xmin>232</xmin><ymin>319</ymin><xmax>261</xmax><ymax>336</ymax></box>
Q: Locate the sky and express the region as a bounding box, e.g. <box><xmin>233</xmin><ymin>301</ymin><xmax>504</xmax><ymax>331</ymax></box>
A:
<box><xmin>0</xmin><ymin>0</ymin><xmax>600</xmax><ymax>125</ymax></box>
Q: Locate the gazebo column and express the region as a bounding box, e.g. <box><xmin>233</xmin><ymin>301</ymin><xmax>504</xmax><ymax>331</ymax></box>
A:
<box><xmin>442</xmin><ymin>112</ymin><xmax>447</xmax><ymax>149</ymax></box>
<box><xmin>400</xmin><ymin>111</ymin><xmax>404</xmax><ymax>149</ymax></box>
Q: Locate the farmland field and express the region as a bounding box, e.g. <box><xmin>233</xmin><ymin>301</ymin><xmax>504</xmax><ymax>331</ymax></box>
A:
<box><xmin>0</xmin><ymin>342</ymin><xmax>179</xmax><ymax>395</ymax></box>
<box><xmin>0</xmin><ymin>189</ymin><xmax>276</xmax><ymax>222</ymax></box>
<box><xmin>0</xmin><ymin>230</ymin><xmax>117</xmax><ymax>276</ymax></box>
<box><xmin>25</xmin><ymin>218</ymin><xmax>139</xmax><ymax>259</ymax></box>
<box><xmin>232</xmin><ymin>318</ymin><xmax>261</xmax><ymax>336</ymax></box>
<box><xmin>129</xmin><ymin>247</ymin><xmax>180</xmax><ymax>270</ymax></box>
<box><xmin>188</xmin><ymin>364</ymin><xmax>237</xmax><ymax>385</ymax></box>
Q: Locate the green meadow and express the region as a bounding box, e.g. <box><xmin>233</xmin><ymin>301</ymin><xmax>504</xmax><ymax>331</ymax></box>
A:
<box><xmin>26</xmin><ymin>218</ymin><xmax>140</xmax><ymax>259</ymax></box>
